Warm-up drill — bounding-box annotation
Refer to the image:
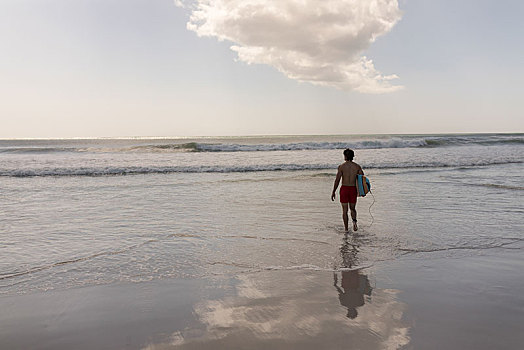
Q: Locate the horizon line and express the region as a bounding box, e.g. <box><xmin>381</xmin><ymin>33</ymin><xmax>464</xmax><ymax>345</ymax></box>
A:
<box><xmin>1</xmin><ymin>131</ymin><xmax>523</xmax><ymax>141</ymax></box>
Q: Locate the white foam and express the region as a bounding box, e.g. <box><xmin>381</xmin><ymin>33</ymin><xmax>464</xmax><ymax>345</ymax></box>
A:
<box><xmin>2</xmin><ymin>158</ymin><xmax>522</xmax><ymax>177</ymax></box>
<box><xmin>195</xmin><ymin>139</ymin><xmax>428</xmax><ymax>152</ymax></box>
<box><xmin>261</xmin><ymin>263</ymin><xmax>374</xmax><ymax>272</ymax></box>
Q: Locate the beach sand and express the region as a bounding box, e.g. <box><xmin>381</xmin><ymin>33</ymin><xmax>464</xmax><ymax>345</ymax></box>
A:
<box><xmin>2</xmin><ymin>247</ymin><xmax>523</xmax><ymax>349</ymax></box>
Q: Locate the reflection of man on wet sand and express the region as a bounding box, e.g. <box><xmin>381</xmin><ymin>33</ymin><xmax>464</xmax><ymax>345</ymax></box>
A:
<box><xmin>333</xmin><ymin>270</ymin><xmax>373</xmax><ymax>319</ymax></box>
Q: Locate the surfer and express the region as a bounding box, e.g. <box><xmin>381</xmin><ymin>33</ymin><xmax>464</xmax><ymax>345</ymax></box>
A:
<box><xmin>331</xmin><ymin>149</ymin><xmax>364</xmax><ymax>232</ymax></box>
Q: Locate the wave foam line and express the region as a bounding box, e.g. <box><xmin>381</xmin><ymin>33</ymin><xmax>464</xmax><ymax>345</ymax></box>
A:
<box><xmin>206</xmin><ymin>262</ymin><xmax>374</xmax><ymax>273</ymax></box>
<box><xmin>220</xmin><ymin>234</ymin><xmax>330</xmax><ymax>245</ymax></box>
<box><xmin>459</xmin><ymin>183</ymin><xmax>524</xmax><ymax>191</ymax></box>
<box><xmin>0</xmin><ymin>164</ymin><xmax>333</xmax><ymax>177</ymax></box>
<box><xmin>0</xmin><ymin>233</ymin><xmax>330</xmax><ymax>282</ymax></box>
<box><xmin>0</xmin><ymin>240</ymin><xmax>158</xmax><ymax>281</ymax></box>
<box><xmin>261</xmin><ymin>264</ymin><xmax>374</xmax><ymax>272</ymax></box>
<box><xmin>0</xmin><ymin>147</ymin><xmax>79</xmax><ymax>154</ymax></box>
<box><xmin>398</xmin><ymin>238</ymin><xmax>524</xmax><ymax>255</ymax></box>
<box><xmin>92</xmin><ymin>136</ymin><xmax>524</xmax><ymax>153</ymax></box>
<box><xmin>192</xmin><ymin>139</ymin><xmax>429</xmax><ymax>152</ymax></box>
<box><xmin>1</xmin><ymin>135</ymin><xmax>522</xmax><ymax>154</ymax></box>
<box><xmin>2</xmin><ymin>159</ymin><xmax>522</xmax><ymax>177</ymax></box>
<box><xmin>0</xmin><ymin>139</ymin><xmax>427</xmax><ymax>153</ymax></box>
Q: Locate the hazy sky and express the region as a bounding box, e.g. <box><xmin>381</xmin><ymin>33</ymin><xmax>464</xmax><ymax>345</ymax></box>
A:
<box><xmin>1</xmin><ymin>0</ymin><xmax>523</xmax><ymax>138</ymax></box>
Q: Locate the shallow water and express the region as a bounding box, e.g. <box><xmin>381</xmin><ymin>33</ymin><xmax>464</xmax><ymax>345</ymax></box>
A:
<box><xmin>1</xmin><ymin>134</ymin><xmax>523</xmax><ymax>295</ymax></box>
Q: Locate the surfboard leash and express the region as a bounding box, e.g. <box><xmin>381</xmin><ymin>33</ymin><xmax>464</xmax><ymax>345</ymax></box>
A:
<box><xmin>367</xmin><ymin>190</ymin><xmax>375</xmax><ymax>228</ymax></box>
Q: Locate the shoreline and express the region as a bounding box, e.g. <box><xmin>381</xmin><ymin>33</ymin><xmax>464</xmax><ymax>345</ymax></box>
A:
<box><xmin>2</xmin><ymin>247</ymin><xmax>522</xmax><ymax>349</ymax></box>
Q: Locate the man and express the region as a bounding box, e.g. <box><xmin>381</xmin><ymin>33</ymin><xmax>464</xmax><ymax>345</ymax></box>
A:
<box><xmin>331</xmin><ymin>149</ymin><xmax>364</xmax><ymax>232</ymax></box>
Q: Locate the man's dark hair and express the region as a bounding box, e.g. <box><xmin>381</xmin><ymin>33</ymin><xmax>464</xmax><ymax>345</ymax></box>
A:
<box><xmin>343</xmin><ymin>149</ymin><xmax>354</xmax><ymax>161</ymax></box>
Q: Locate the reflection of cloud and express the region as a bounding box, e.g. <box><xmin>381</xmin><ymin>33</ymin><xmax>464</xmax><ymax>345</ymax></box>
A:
<box><xmin>176</xmin><ymin>0</ymin><xmax>403</xmax><ymax>93</ymax></box>
<box><xmin>143</xmin><ymin>271</ymin><xmax>410</xmax><ymax>349</ymax></box>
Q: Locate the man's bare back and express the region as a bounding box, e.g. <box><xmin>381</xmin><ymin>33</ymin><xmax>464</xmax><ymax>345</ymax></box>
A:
<box><xmin>338</xmin><ymin>161</ymin><xmax>363</xmax><ymax>187</ymax></box>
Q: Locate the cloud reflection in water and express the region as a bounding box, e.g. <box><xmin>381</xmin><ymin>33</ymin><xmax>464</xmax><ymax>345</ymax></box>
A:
<box><xmin>144</xmin><ymin>267</ymin><xmax>410</xmax><ymax>349</ymax></box>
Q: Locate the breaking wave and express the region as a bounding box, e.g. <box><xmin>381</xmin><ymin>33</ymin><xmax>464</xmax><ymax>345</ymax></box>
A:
<box><xmin>0</xmin><ymin>147</ymin><xmax>79</xmax><ymax>154</ymax></box>
<box><xmin>2</xmin><ymin>159</ymin><xmax>522</xmax><ymax>177</ymax></box>
<box><xmin>1</xmin><ymin>134</ymin><xmax>522</xmax><ymax>154</ymax></box>
<box><xmin>0</xmin><ymin>139</ymin><xmax>426</xmax><ymax>153</ymax></box>
<box><xmin>104</xmin><ymin>136</ymin><xmax>524</xmax><ymax>152</ymax></box>
<box><xmin>187</xmin><ymin>139</ymin><xmax>428</xmax><ymax>152</ymax></box>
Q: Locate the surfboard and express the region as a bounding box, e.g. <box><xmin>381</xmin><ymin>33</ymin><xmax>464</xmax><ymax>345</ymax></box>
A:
<box><xmin>357</xmin><ymin>174</ymin><xmax>371</xmax><ymax>197</ymax></box>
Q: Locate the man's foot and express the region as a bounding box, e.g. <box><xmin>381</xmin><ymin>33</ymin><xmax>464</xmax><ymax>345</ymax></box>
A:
<box><xmin>353</xmin><ymin>220</ymin><xmax>358</xmax><ymax>231</ymax></box>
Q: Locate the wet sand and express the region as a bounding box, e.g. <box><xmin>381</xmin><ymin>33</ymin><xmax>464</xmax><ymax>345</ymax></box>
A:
<box><xmin>1</xmin><ymin>247</ymin><xmax>523</xmax><ymax>349</ymax></box>
<box><xmin>379</xmin><ymin>249</ymin><xmax>524</xmax><ymax>350</ymax></box>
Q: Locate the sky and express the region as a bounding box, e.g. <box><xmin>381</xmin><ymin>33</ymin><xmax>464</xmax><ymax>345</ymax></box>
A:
<box><xmin>0</xmin><ymin>0</ymin><xmax>523</xmax><ymax>138</ymax></box>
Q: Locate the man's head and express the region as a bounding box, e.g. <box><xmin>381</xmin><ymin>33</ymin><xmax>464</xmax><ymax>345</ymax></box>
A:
<box><xmin>343</xmin><ymin>148</ymin><xmax>354</xmax><ymax>161</ymax></box>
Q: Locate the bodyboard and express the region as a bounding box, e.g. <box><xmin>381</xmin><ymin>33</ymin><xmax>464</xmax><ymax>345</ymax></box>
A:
<box><xmin>357</xmin><ymin>175</ymin><xmax>371</xmax><ymax>197</ymax></box>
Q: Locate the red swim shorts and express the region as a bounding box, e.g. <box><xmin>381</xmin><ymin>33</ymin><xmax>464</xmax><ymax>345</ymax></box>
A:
<box><xmin>340</xmin><ymin>185</ymin><xmax>357</xmax><ymax>204</ymax></box>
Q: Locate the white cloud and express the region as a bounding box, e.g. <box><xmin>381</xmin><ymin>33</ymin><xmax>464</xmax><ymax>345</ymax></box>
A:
<box><xmin>176</xmin><ymin>0</ymin><xmax>403</xmax><ymax>93</ymax></box>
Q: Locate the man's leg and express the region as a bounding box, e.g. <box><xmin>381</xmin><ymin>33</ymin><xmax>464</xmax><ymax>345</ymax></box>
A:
<box><xmin>350</xmin><ymin>203</ymin><xmax>358</xmax><ymax>231</ymax></box>
<box><xmin>341</xmin><ymin>203</ymin><xmax>349</xmax><ymax>231</ymax></box>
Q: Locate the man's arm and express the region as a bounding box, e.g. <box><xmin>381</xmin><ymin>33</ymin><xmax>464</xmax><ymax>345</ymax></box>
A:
<box><xmin>331</xmin><ymin>166</ymin><xmax>342</xmax><ymax>201</ymax></box>
<box><xmin>358</xmin><ymin>165</ymin><xmax>364</xmax><ymax>175</ymax></box>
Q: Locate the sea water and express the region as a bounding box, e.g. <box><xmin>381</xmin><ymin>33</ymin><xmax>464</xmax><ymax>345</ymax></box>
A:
<box><xmin>1</xmin><ymin>134</ymin><xmax>523</xmax><ymax>296</ymax></box>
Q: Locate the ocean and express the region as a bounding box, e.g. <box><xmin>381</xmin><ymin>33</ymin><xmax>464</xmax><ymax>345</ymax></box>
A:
<box><xmin>1</xmin><ymin>133</ymin><xmax>523</xmax><ymax>349</ymax></box>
